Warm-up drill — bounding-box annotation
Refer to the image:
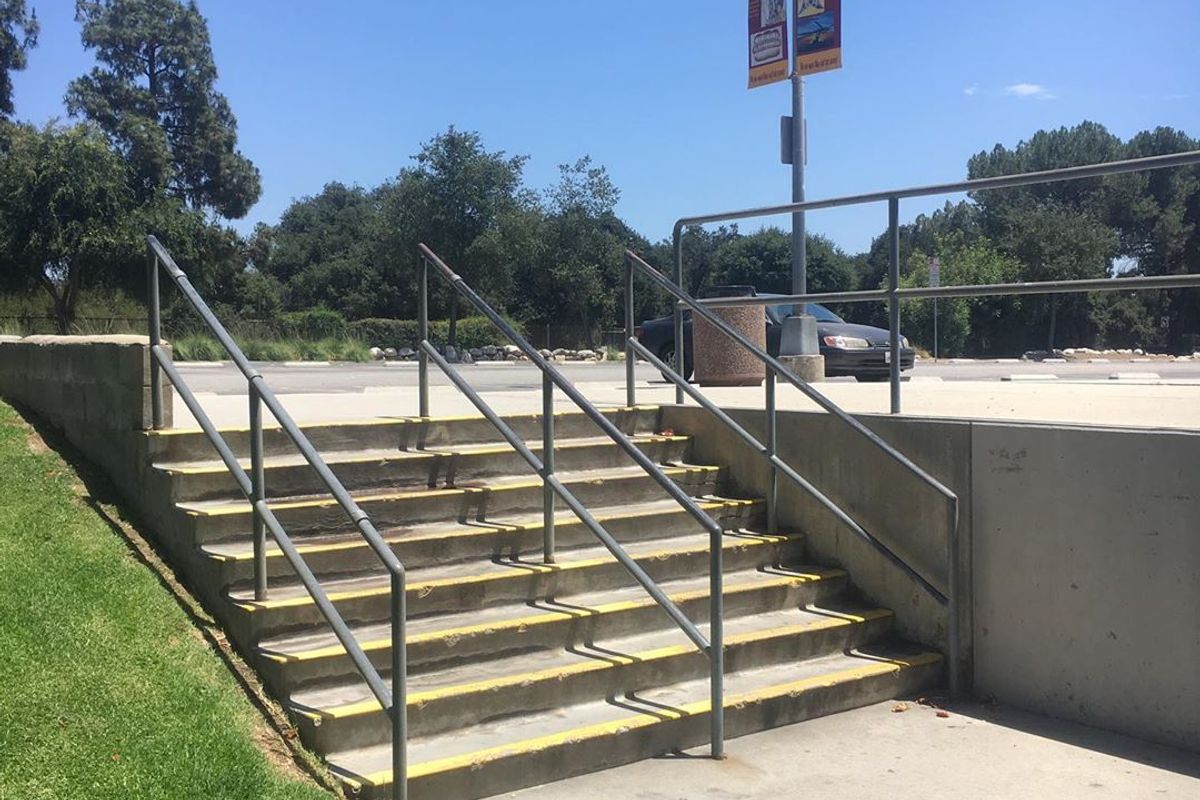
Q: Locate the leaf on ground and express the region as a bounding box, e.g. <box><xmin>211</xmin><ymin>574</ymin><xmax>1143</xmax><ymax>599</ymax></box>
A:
<box><xmin>891</xmin><ymin>702</ymin><xmax>909</xmax><ymax>713</ymax></box>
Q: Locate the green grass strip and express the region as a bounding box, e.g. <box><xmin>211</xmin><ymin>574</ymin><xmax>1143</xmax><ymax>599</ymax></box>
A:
<box><xmin>0</xmin><ymin>401</ymin><xmax>331</xmax><ymax>800</ymax></box>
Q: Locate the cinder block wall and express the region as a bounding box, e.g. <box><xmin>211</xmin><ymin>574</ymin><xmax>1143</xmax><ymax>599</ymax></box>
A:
<box><xmin>0</xmin><ymin>335</ymin><xmax>173</xmax><ymax>497</ymax></box>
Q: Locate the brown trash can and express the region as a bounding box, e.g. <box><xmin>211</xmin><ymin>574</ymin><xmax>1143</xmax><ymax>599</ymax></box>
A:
<box><xmin>694</xmin><ymin>305</ymin><xmax>766</xmax><ymax>387</ymax></box>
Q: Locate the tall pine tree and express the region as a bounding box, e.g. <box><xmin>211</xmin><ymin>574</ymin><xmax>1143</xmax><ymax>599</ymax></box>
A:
<box><xmin>67</xmin><ymin>0</ymin><xmax>261</xmax><ymax>218</ymax></box>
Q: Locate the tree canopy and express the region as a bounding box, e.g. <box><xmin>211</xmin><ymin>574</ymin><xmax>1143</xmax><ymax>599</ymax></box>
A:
<box><xmin>0</xmin><ymin>0</ymin><xmax>37</xmax><ymax>118</ymax></box>
<box><xmin>67</xmin><ymin>0</ymin><xmax>261</xmax><ymax>218</ymax></box>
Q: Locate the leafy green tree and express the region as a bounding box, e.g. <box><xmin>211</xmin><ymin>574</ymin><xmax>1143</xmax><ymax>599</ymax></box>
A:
<box><xmin>67</xmin><ymin>0</ymin><xmax>261</xmax><ymax>218</ymax></box>
<box><xmin>0</xmin><ymin>0</ymin><xmax>37</xmax><ymax>118</ymax></box>
<box><xmin>710</xmin><ymin>229</ymin><xmax>856</xmax><ymax>301</ymax></box>
<box><xmin>900</xmin><ymin>235</ymin><xmax>1022</xmax><ymax>356</ymax></box>
<box><xmin>0</xmin><ymin>123</ymin><xmax>132</xmax><ymax>332</ymax></box>
<box><xmin>512</xmin><ymin>157</ymin><xmax>648</xmax><ymax>339</ymax></box>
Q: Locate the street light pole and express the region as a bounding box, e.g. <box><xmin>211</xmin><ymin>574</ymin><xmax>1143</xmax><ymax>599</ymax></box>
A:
<box><xmin>791</xmin><ymin>72</ymin><xmax>806</xmax><ymax>303</ymax></box>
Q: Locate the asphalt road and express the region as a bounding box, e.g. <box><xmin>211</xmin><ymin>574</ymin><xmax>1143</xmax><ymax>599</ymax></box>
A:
<box><xmin>175</xmin><ymin>359</ymin><xmax>1200</xmax><ymax>395</ymax></box>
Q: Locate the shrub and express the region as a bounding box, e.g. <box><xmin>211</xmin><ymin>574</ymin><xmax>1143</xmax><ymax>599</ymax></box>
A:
<box><xmin>279</xmin><ymin>308</ymin><xmax>346</xmax><ymax>339</ymax></box>
<box><xmin>348</xmin><ymin>315</ymin><xmax>527</xmax><ymax>350</ymax></box>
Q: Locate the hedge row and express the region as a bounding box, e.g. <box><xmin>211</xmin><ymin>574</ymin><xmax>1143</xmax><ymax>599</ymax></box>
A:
<box><xmin>349</xmin><ymin>316</ymin><xmax>526</xmax><ymax>350</ymax></box>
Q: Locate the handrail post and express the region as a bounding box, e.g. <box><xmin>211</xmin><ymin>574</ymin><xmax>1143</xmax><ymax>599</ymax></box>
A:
<box><xmin>542</xmin><ymin>372</ymin><xmax>556</xmax><ymax>564</ymax></box>
<box><xmin>624</xmin><ymin>255</ymin><xmax>636</xmax><ymax>408</ymax></box>
<box><xmin>147</xmin><ymin>242</ymin><xmax>164</xmax><ymax>430</ymax></box>
<box><xmin>887</xmin><ymin>196</ymin><xmax>902</xmax><ymax>414</ymax></box>
<box><xmin>710</xmin><ymin>522</ymin><xmax>724</xmax><ymax>759</ymax></box>
<box><xmin>391</xmin><ymin>569</ymin><xmax>408</xmax><ymax>800</ymax></box>
<box><xmin>418</xmin><ymin>256</ymin><xmax>430</xmax><ymax>418</ymax></box>
<box><xmin>249</xmin><ymin>379</ymin><xmax>267</xmax><ymax>601</ymax></box>
<box><xmin>765</xmin><ymin>371</ymin><xmax>777</xmax><ymax>533</ymax></box>
<box><xmin>946</xmin><ymin>501</ymin><xmax>961</xmax><ymax>697</ymax></box>
<box><xmin>672</xmin><ymin>226</ymin><xmax>685</xmax><ymax>405</ymax></box>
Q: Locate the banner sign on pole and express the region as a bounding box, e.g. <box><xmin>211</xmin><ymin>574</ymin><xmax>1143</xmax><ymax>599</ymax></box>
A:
<box><xmin>748</xmin><ymin>0</ymin><xmax>789</xmax><ymax>89</ymax></box>
<box><xmin>930</xmin><ymin>256</ymin><xmax>941</xmax><ymax>288</ymax></box>
<box><xmin>794</xmin><ymin>0</ymin><xmax>842</xmax><ymax>76</ymax></box>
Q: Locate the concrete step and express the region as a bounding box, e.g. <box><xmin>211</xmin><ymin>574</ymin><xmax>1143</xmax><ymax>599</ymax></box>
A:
<box><xmin>290</xmin><ymin>603</ymin><xmax>895</xmax><ymax>751</ymax></box>
<box><xmin>143</xmin><ymin>406</ymin><xmax>662</xmax><ymax>462</ymax></box>
<box><xmin>331</xmin><ymin>645</ymin><xmax>943</xmax><ymax>800</ymax></box>
<box><xmin>224</xmin><ymin>530</ymin><xmax>802</xmax><ymax>643</ymax></box>
<box><xmin>156</xmin><ymin>433</ymin><xmax>692</xmax><ymax>502</ymax></box>
<box><xmin>179</xmin><ymin>463</ymin><xmax>731</xmax><ymax>545</ymax></box>
<box><xmin>201</xmin><ymin>497</ymin><xmax>765</xmax><ymax>588</ymax></box>
<box><xmin>255</xmin><ymin>565</ymin><xmax>847</xmax><ymax>696</ymax></box>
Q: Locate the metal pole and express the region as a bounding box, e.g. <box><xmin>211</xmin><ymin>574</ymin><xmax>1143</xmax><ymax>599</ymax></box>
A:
<box><xmin>933</xmin><ymin>298</ymin><xmax>939</xmax><ymax>362</ymax></box>
<box><xmin>542</xmin><ymin>373</ymin><xmax>556</xmax><ymax>564</ymax></box>
<box><xmin>791</xmin><ymin>72</ymin><xmax>806</xmax><ymax>305</ymax></box>
<box><xmin>147</xmin><ymin>245</ymin><xmax>164</xmax><ymax>430</ymax></box>
<box><xmin>888</xmin><ymin>197</ymin><xmax>901</xmax><ymax>414</ymax></box>
<box><xmin>625</xmin><ymin>258</ymin><xmax>636</xmax><ymax>408</ymax></box>
<box><xmin>418</xmin><ymin>257</ymin><xmax>429</xmax><ymax>418</ymax></box>
<box><xmin>765</xmin><ymin>372</ymin><xmax>777</xmax><ymax>533</ymax></box>
<box><xmin>390</xmin><ymin>570</ymin><xmax>408</xmax><ymax>800</ymax></box>
<box><xmin>946</xmin><ymin>502</ymin><xmax>961</xmax><ymax>698</ymax></box>
<box><xmin>710</xmin><ymin>525</ymin><xmax>725</xmax><ymax>760</ymax></box>
<box><xmin>249</xmin><ymin>380</ymin><xmax>267</xmax><ymax>601</ymax></box>
<box><xmin>672</xmin><ymin>226</ymin><xmax>685</xmax><ymax>405</ymax></box>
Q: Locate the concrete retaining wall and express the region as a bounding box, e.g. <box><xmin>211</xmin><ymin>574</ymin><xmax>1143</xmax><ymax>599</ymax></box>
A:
<box><xmin>0</xmin><ymin>335</ymin><xmax>172</xmax><ymax>498</ymax></box>
<box><xmin>663</xmin><ymin>405</ymin><xmax>1198</xmax><ymax>753</ymax></box>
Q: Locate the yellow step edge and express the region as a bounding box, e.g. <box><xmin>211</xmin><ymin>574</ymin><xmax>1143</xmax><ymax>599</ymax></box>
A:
<box><xmin>184</xmin><ymin>464</ymin><xmax>722</xmax><ymax>518</ymax></box>
<box><xmin>147</xmin><ymin>406</ymin><xmax>662</xmax><ymax>438</ymax></box>
<box><xmin>259</xmin><ymin>569</ymin><xmax>845</xmax><ymax>664</ymax></box>
<box><xmin>299</xmin><ymin>608</ymin><xmax>894</xmax><ymax>723</ymax></box>
<box><xmin>348</xmin><ymin>650</ymin><xmax>943</xmax><ymax>787</ymax></box>
<box><xmin>234</xmin><ymin>533</ymin><xmax>786</xmax><ymax>612</ymax></box>
<box><xmin>209</xmin><ymin>498</ymin><xmax>762</xmax><ymax>564</ymax></box>
<box><xmin>163</xmin><ymin>434</ymin><xmax>691</xmax><ymax>476</ymax></box>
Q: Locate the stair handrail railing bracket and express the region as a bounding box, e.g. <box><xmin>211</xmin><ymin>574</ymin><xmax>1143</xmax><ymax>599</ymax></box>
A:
<box><xmin>417</xmin><ymin>243</ymin><xmax>727</xmax><ymax>759</ymax></box>
<box><xmin>147</xmin><ymin>235</ymin><xmax>408</xmax><ymax>799</ymax></box>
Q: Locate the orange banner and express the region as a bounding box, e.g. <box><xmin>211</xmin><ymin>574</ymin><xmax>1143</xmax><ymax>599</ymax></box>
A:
<box><xmin>748</xmin><ymin>0</ymin><xmax>789</xmax><ymax>89</ymax></box>
<box><xmin>794</xmin><ymin>0</ymin><xmax>842</xmax><ymax>76</ymax></box>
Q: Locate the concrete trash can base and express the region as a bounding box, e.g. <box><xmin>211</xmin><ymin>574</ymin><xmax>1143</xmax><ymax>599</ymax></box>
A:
<box><xmin>694</xmin><ymin>306</ymin><xmax>766</xmax><ymax>387</ymax></box>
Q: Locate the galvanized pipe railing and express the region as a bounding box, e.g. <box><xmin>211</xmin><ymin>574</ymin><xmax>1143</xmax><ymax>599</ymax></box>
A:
<box><xmin>625</xmin><ymin>249</ymin><xmax>962</xmax><ymax>695</ymax></box>
<box><xmin>147</xmin><ymin>236</ymin><xmax>408</xmax><ymax>799</ymax></box>
<box><xmin>417</xmin><ymin>243</ymin><xmax>727</xmax><ymax>758</ymax></box>
<box><xmin>669</xmin><ymin>148</ymin><xmax>1200</xmax><ymax>414</ymax></box>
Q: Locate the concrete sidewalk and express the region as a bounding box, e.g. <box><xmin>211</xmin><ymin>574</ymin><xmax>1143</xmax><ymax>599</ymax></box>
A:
<box><xmin>500</xmin><ymin>699</ymin><xmax>1200</xmax><ymax>800</ymax></box>
<box><xmin>173</xmin><ymin>377</ymin><xmax>1200</xmax><ymax>431</ymax></box>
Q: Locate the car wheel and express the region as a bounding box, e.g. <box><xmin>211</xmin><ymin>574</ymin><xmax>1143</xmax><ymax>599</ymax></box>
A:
<box><xmin>658</xmin><ymin>345</ymin><xmax>694</xmax><ymax>382</ymax></box>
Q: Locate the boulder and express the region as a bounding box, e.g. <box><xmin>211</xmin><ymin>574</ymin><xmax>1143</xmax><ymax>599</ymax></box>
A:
<box><xmin>383</xmin><ymin>347</ymin><xmax>398</xmax><ymax>359</ymax></box>
<box><xmin>369</xmin><ymin>347</ymin><xmax>384</xmax><ymax>360</ymax></box>
<box><xmin>397</xmin><ymin>347</ymin><xmax>415</xmax><ymax>359</ymax></box>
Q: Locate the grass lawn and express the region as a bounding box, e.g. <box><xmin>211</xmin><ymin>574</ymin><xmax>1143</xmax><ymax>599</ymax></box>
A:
<box><xmin>0</xmin><ymin>401</ymin><xmax>331</xmax><ymax>800</ymax></box>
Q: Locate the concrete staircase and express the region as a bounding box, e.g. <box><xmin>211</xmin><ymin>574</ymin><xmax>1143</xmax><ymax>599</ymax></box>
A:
<box><xmin>142</xmin><ymin>406</ymin><xmax>942</xmax><ymax>799</ymax></box>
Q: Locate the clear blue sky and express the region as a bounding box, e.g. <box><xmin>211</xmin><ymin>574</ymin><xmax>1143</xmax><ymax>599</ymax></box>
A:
<box><xmin>11</xmin><ymin>1</ymin><xmax>1200</xmax><ymax>253</ymax></box>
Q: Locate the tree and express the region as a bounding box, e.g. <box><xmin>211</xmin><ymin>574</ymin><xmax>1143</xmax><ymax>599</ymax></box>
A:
<box><xmin>67</xmin><ymin>0</ymin><xmax>261</xmax><ymax>218</ymax></box>
<box><xmin>0</xmin><ymin>123</ymin><xmax>132</xmax><ymax>332</ymax></box>
<box><xmin>511</xmin><ymin>157</ymin><xmax>648</xmax><ymax>340</ymax></box>
<box><xmin>0</xmin><ymin>0</ymin><xmax>37</xmax><ymax>118</ymax></box>
<box><xmin>710</xmin><ymin>229</ymin><xmax>856</xmax><ymax>300</ymax></box>
<box><xmin>900</xmin><ymin>235</ymin><xmax>1022</xmax><ymax>357</ymax></box>
<box><xmin>376</xmin><ymin>127</ymin><xmax>530</xmax><ymax>320</ymax></box>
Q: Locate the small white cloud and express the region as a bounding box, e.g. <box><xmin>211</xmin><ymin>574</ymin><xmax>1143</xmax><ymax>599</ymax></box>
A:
<box><xmin>1005</xmin><ymin>82</ymin><xmax>1057</xmax><ymax>100</ymax></box>
<box><xmin>963</xmin><ymin>84</ymin><xmax>979</xmax><ymax>96</ymax></box>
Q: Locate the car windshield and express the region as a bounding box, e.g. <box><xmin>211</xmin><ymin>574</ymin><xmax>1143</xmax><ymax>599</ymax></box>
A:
<box><xmin>768</xmin><ymin>303</ymin><xmax>844</xmax><ymax>324</ymax></box>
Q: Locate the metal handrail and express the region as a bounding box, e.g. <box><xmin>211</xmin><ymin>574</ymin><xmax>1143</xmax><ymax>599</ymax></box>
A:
<box><xmin>624</xmin><ymin>249</ymin><xmax>962</xmax><ymax>695</ymax></box>
<box><xmin>146</xmin><ymin>236</ymin><xmax>408</xmax><ymax>799</ymax></box>
<box><xmin>669</xmin><ymin>148</ymin><xmax>1200</xmax><ymax>414</ymax></box>
<box><xmin>416</xmin><ymin>243</ymin><xmax>728</xmax><ymax>758</ymax></box>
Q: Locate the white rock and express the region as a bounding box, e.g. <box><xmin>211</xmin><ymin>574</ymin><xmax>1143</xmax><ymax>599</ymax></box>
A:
<box><xmin>383</xmin><ymin>347</ymin><xmax>398</xmax><ymax>359</ymax></box>
<box><xmin>576</xmin><ymin>349</ymin><xmax>596</xmax><ymax>360</ymax></box>
<box><xmin>503</xmin><ymin>344</ymin><xmax>521</xmax><ymax>356</ymax></box>
<box><xmin>461</xmin><ymin>351</ymin><xmax>474</xmax><ymax>364</ymax></box>
<box><xmin>369</xmin><ymin>346</ymin><xmax>384</xmax><ymax>360</ymax></box>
